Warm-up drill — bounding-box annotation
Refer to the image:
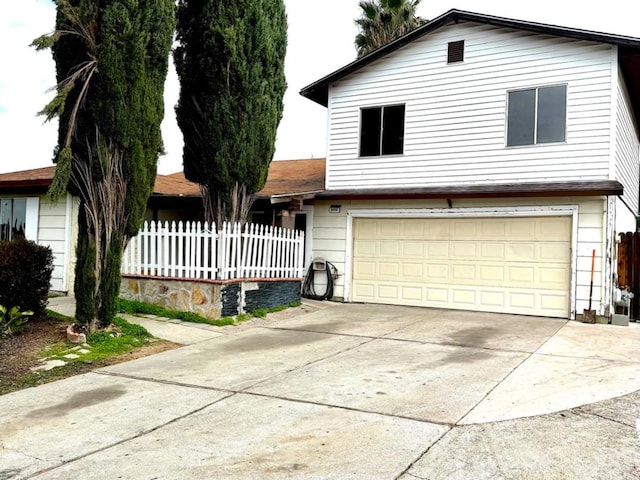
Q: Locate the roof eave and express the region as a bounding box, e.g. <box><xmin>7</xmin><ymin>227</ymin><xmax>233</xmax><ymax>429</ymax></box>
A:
<box><xmin>315</xmin><ymin>180</ymin><xmax>624</xmax><ymax>200</ymax></box>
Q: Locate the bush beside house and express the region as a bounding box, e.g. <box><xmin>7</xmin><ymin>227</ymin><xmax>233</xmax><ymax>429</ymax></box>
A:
<box><xmin>0</xmin><ymin>239</ymin><xmax>54</xmax><ymax>314</ymax></box>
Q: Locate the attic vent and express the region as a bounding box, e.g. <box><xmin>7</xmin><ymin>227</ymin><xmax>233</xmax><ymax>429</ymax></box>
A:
<box><xmin>447</xmin><ymin>40</ymin><xmax>464</xmax><ymax>63</ymax></box>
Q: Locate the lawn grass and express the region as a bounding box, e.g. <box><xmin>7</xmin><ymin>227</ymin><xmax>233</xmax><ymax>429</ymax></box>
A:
<box><xmin>0</xmin><ymin>316</ymin><xmax>168</xmax><ymax>395</ymax></box>
<box><xmin>117</xmin><ymin>298</ymin><xmax>235</xmax><ymax>326</ymax></box>
<box><xmin>117</xmin><ymin>298</ymin><xmax>303</xmax><ymax>325</ymax></box>
<box><xmin>40</xmin><ymin>316</ymin><xmax>155</xmax><ymax>364</ymax></box>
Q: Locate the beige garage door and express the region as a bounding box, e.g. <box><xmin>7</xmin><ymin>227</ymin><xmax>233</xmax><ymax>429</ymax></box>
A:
<box><xmin>351</xmin><ymin>216</ymin><xmax>571</xmax><ymax>318</ymax></box>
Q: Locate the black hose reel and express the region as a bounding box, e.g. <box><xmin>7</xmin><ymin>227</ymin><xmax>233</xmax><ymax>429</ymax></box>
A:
<box><xmin>302</xmin><ymin>257</ymin><xmax>339</xmax><ymax>301</ymax></box>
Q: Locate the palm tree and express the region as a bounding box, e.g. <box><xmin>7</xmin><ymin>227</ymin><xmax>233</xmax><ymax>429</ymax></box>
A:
<box><xmin>355</xmin><ymin>0</ymin><xmax>425</xmax><ymax>58</ymax></box>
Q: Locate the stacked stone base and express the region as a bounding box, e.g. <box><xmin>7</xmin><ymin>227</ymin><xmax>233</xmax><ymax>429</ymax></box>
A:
<box><xmin>121</xmin><ymin>276</ymin><xmax>301</xmax><ymax>319</ymax></box>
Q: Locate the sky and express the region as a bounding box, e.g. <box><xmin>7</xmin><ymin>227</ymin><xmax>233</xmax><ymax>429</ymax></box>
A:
<box><xmin>0</xmin><ymin>0</ymin><xmax>639</xmax><ymax>175</ymax></box>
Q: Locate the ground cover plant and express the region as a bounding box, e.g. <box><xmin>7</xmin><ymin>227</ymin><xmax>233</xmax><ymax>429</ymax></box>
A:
<box><xmin>0</xmin><ymin>311</ymin><xmax>176</xmax><ymax>396</ymax></box>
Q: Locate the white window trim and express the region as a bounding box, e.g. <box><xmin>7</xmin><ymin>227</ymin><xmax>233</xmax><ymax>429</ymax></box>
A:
<box><xmin>505</xmin><ymin>84</ymin><xmax>568</xmax><ymax>148</ymax></box>
<box><xmin>358</xmin><ymin>104</ymin><xmax>405</xmax><ymax>157</ymax></box>
<box><xmin>25</xmin><ymin>197</ymin><xmax>40</xmax><ymax>241</ymax></box>
<box><xmin>344</xmin><ymin>205</ymin><xmax>579</xmax><ymax>320</ymax></box>
<box><xmin>301</xmin><ymin>205</ymin><xmax>314</xmax><ymax>270</ymax></box>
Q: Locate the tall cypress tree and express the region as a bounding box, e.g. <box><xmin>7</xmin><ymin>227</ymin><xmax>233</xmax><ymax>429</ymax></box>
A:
<box><xmin>174</xmin><ymin>0</ymin><xmax>287</xmax><ymax>225</ymax></box>
<box><xmin>34</xmin><ymin>0</ymin><xmax>175</xmax><ymax>330</ymax></box>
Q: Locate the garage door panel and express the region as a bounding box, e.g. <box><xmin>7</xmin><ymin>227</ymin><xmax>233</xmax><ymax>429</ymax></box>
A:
<box><xmin>352</xmin><ymin>217</ymin><xmax>571</xmax><ymax>318</ymax></box>
<box><xmin>402</xmin><ymin>263</ymin><xmax>423</xmax><ymax>278</ymax></box>
<box><xmin>353</xmin><ymin>283</ymin><xmax>375</xmax><ymax>299</ymax></box>
<box><xmin>507</xmin><ymin>243</ymin><xmax>537</xmax><ymax>262</ymax></box>
<box><xmin>379</xmin><ymin>262</ymin><xmax>400</xmax><ymax>277</ymax></box>
<box><xmin>378</xmin><ymin>285</ymin><xmax>399</xmax><ymax>299</ymax></box>
<box><xmin>480</xmin><ymin>291</ymin><xmax>505</xmax><ymax>307</ymax></box>
<box><xmin>509</xmin><ymin>292</ymin><xmax>536</xmax><ymax>309</ymax></box>
<box><xmin>354</xmin><ymin>260</ymin><xmax>376</xmax><ymax>277</ymax></box>
<box><xmin>508</xmin><ymin>266</ymin><xmax>535</xmax><ymax>284</ymax></box>
<box><xmin>401</xmin><ymin>286</ymin><xmax>423</xmax><ymax>301</ymax></box>
<box><xmin>355</xmin><ymin>221</ymin><xmax>377</xmax><ymax>237</ymax></box>
<box><xmin>488</xmin><ymin>221</ymin><xmax>506</xmax><ymax>238</ymax></box>
<box><xmin>427</xmin><ymin>288</ymin><xmax>448</xmax><ymax>303</ymax></box>
<box><xmin>479</xmin><ymin>265</ymin><xmax>505</xmax><ymax>283</ymax></box>
<box><xmin>539</xmin><ymin>243</ymin><xmax>571</xmax><ymax>262</ymax></box>
<box><xmin>481</xmin><ymin>243</ymin><xmax>506</xmax><ymax>260</ymax></box>
<box><xmin>427</xmin><ymin>242</ymin><xmax>449</xmax><ymax>257</ymax></box>
<box><xmin>403</xmin><ymin>242</ymin><xmax>424</xmax><ymax>257</ymax></box>
<box><xmin>507</xmin><ymin>218</ymin><xmax>537</xmax><ymax>239</ymax></box>
<box><xmin>380</xmin><ymin>241</ymin><xmax>399</xmax><ymax>256</ymax></box>
<box><xmin>354</xmin><ymin>240</ymin><xmax>376</xmax><ymax>256</ymax></box>
<box><xmin>379</xmin><ymin>221</ymin><xmax>401</xmax><ymax>237</ymax></box>
<box><xmin>538</xmin><ymin>217</ymin><xmax>572</xmax><ymax>240</ymax></box>
<box><xmin>426</xmin><ymin>222</ymin><xmax>452</xmax><ymax>240</ymax></box>
<box><xmin>453</xmin><ymin>221</ymin><xmax>478</xmax><ymax>239</ymax></box>
<box><xmin>452</xmin><ymin>265</ymin><xmax>476</xmax><ymax>281</ymax></box>
<box><xmin>538</xmin><ymin>266</ymin><xmax>570</xmax><ymax>288</ymax></box>
<box><xmin>452</xmin><ymin>243</ymin><xmax>477</xmax><ymax>258</ymax></box>
<box><xmin>452</xmin><ymin>289</ymin><xmax>476</xmax><ymax>305</ymax></box>
<box><xmin>426</xmin><ymin>264</ymin><xmax>449</xmax><ymax>281</ymax></box>
<box><xmin>402</xmin><ymin>222</ymin><xmax>426</xmax><ymax>237</ymax></box>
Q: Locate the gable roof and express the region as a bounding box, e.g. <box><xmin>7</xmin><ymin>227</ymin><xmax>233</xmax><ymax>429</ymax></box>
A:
<box><xmin>300</xmin><ymin>8</ymin><xmax>640</xmax><ymax>121</ymax></box>
<box><xmin>257</xmin><ymin>158</ymin><xmax>325</xmax><ymax>198</ymax></box>
<box><xmin>152</xmin><ymin>171</ymin><xmax>200</xmax><ymax>197</ymax></box>
<box><xmin>0</xmin><ymin>158</ymin><xmax>327</xmax><ymax>199</ymax></box>
<box><xmin>0</xmin><ymin>166</ymin><xmax>56</xmax><ymax>189</ymax></box>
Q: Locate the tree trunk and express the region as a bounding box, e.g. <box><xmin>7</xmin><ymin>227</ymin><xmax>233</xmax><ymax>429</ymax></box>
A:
<box><xmin>201</xmin><ymin>182</ymin><xmax>255</xmax><ymax>227</ymax></box>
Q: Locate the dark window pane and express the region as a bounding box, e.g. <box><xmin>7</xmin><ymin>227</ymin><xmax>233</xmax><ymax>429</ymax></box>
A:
<box><xmin>507</xmin><ymin>89</ymin><xmax>536</xmax><ymax>146</ymax></box>
<box><xmin>0</xmin><ymin>199</ymin><xmax>11</xmax><ymax>241</ymax></box>
<box><xmin>537</xmin><ymin>85</ymin><xmax>566</xmax><ymax>143</ymax></box>
<box><xmin>360</xmin><ymin>107</ymin><xmax>382</xmax><ymax>156</ymax></box>
<box><xmin>382</xmin><ymin>105</ymin><xmax>405</xmax><ymax>155</ymax></box>
<box><xmin>12</xmin><ymin>198</ymin><xmax>26</xmax><ymax>240</ymax></box>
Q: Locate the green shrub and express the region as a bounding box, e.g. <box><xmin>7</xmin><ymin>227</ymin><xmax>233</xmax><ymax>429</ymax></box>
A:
<box><xmin>0</xmin><ymin>305</ymin><xmax>34</xmax><ymax>337</ymax></box>
<box><xmin>0</xmin><ymin>239</ymin><xmax>54</xmax><ymax>314</ymax></box>
<box><xmin>251</xmin><ymin>308</ymin><xmax>268</xmax><ymax>318</ymax></box>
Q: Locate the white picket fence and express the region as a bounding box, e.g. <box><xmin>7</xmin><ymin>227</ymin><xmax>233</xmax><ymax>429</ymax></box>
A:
<box><xmin>122</xmin><ymin>221</ymin><xmax>305</xmax><ymax>280</ymax></box>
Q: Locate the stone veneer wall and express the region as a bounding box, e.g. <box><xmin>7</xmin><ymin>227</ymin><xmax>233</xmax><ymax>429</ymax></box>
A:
<box><xmin>223</xmin><ymin>281</ymin><xmax>302</xmax><ymax>317</ymax></box>
<box><xmin>121</xmin><ymin>276</ymin><xmax>301</xmax><ymax>319</ymax></box>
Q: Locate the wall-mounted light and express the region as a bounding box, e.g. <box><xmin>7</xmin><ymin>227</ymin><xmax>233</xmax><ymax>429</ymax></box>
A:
<box><xmin>329</xmin><ymin>205</ymin><xmax>341</xmax><ymax>213</ymax></box>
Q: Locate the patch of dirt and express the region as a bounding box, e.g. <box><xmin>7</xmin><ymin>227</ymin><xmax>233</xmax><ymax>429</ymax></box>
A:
<box><xmin>0</xmin><ymin>316</ymin><xmax>178</xmax><ymax>396</ymax></box>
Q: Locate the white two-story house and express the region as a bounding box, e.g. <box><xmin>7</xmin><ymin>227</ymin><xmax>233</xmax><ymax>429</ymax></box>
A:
<box><xmin>299</xmin><ymin>9</ymin><xmax>640</xmax><ymax>320</ymax></box>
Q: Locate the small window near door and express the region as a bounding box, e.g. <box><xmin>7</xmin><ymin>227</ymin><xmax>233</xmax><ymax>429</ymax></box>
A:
<box><xmin>359</xmin><ymin>104</ymin><xmax>405</xmax><ymax>157</ymax></box>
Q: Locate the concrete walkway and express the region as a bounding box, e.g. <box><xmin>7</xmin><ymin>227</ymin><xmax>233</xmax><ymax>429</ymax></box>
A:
<box><xmin>2</xmin><ymin>300</ymin><xmax>639</xmax><ymax>479</ymax></box>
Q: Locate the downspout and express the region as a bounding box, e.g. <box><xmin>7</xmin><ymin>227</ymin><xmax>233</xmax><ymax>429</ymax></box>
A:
<box><xmin>603</xmin><ymin>196</ymin><xmax>616</xmax><ymax>317</ymax></box>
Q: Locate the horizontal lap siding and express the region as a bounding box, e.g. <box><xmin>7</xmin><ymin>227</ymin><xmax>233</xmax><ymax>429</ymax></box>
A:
<box><xmin>615</xmin><ymin>74</ymin><xmax>640</xmax><ymax>215</ymax></box>
<box><xmin>326</xmin><ymin>22</ymin><xmax>613</xmax><ymax>190</ymax></box>
<box><xmin>38</xmin><ymin>196</ymin><xmax>70</xmax><ymax>292</ymax></box>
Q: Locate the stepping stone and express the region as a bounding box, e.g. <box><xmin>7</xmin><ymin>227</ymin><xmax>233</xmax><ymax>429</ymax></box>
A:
<box><xmin>30</xmin><ymin>359</ymin><xmax>67</xmax><ymax>371</ymax></box>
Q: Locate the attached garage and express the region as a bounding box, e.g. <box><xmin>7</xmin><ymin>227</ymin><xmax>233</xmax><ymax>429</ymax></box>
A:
<box><xmin>350</xmin><ymin>215</ymin><xmax>572</xmax><ymax>318</ymax></box>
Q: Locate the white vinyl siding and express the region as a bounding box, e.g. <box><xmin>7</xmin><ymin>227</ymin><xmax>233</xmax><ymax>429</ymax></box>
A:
<box><xmin>312</xmin><ymin>197</ymin><xmax>606</xmax><ymax>319</ymax></box>
<box><xmin>326</xmin><ymin>22</ymin><xmax>614</xmax><ymax>190</ymax></box>
<box><xmin>615</xmin><ymin>72</ymin><xmax>640</xmax><ymax>215</ymax></box>
<box><xmin>38</xmin><ymin>194</ymin><xmax>76</xmax><ymax>292</ymax></box>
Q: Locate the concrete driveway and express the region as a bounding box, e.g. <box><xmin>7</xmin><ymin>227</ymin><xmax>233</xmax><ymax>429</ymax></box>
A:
<box><xmin>2</xmin><ymin>302</ymin><xmax>639</xmax><ymax>479</ymax></box>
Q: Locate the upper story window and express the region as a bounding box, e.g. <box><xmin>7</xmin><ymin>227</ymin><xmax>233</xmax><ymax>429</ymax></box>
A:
<box><xmin>360</xmin><ymin>104</ymin><xmax>405</xmax><ymax>157</ymax></box>
<box><xmin>0</xmin><ymin>198</ymin><xmax>26</xmax><ymax>241</ymax></box>
<box><xmin>507</xmin><ymin>85</ymin><xmax>567</xmax><ymax>147</ymax></box>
